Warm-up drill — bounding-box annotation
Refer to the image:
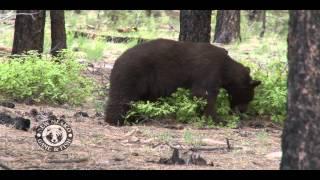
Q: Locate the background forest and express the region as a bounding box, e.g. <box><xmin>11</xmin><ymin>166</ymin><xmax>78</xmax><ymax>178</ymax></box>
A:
<box><xmin>0</xmin><ymin>10</ymin><xmax>316</xmax><ymax>170</ymax></box>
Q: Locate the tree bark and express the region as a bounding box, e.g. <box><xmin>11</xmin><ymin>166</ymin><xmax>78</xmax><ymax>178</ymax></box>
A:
<box><xmin>248</xmin><ymin>10</ymin><xmax>265</xmax><ymax>21</ymax></box>
<box><xmin>50</xmin><ymin>10</ymin><xmax>67</xmax><ymax>56</ymax></box>
<box><xmin>281</xmin><ymin>10</ymin><xmax>320</xmax><ymax>170</ymax></box>
<box><xmin>179</xmin><ymin>10</ymin><xmax>212</xmax><ymax>43</ymax></box>
<box><xmin>145</xmin><ymin>10</ymin><xmax>151</xmax><ymax>17</ymax></box>
<box><xmin>213</xmin><ymin>10</ymin><xmax>240</xmax><ymax>44</ymax></box>
<box><xmin>259</xmin><ymin>11</ymin><xmax>267</xmax><ymax>38</ymax></box>
<box><xmin>12</xmin><ymin>10</ymin><xmax>46</xmax><ymax>55</ymax></box>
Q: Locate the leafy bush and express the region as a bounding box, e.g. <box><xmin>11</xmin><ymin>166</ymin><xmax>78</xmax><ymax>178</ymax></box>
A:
<box><xmin>226</xmin><ymin>33</ymin><xmax>288</xmax><ymax>124</ymax></box>
<box><xmin>125</xmin><ymin>88</ymin><xmax>203</xmax><ymax>122</ymax></box>
<box><xmin>125</xmin><ymin>88</ymin><xmax>240</xmax><ymax>128</ymax></box>
<box><xmin>243</xmin><ymin>58</ymin><xmax>287</xmax><ymax>124</ymax></box>
<box><xmin>0</xmin><ymin>50</ymin><xmax>95</xmax><ymax>105</ymax></box>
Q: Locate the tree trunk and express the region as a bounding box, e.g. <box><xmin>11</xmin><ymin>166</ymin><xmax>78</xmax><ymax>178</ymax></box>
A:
<box><xmin>50</xmin><ymin>10</ymin><xmax>67</xmax><ymax>56</ymax></box>
<box><xmin>179</xmin><ymin>10</ymin><xmax>212</xmax><ymax>43</ymax></box>
<box><xmin>12</xmin><ymin>10</ymin><xmax>46</xmax><ymax>55</ymax></box>
<box><xmin>281</xmin><ymin>10</ymin><xmax>320</xmax><ymax>170</ymax></box>
<box><xmin>213</xmin><ymin>10</ymin><xmax>241</xmax><ymax>44</ymax></box>
<box><xmin>145</xmin><ymin>10</ymin><xmax>151</xmax><ymax>17</ymax></box>
<box><xmin>248</xmin><ymin>10</ymin><xmax>264</xmax><ymax>21</ymax></box>
<box><xmin>97</xmin><ymin>10</ymin><xmax>101</xmax><ymax>19</ymax></box>
<box><xmin>259</xmin><ymin>11</ymin><xmax>267</xmax><ymax>38</ymax></box>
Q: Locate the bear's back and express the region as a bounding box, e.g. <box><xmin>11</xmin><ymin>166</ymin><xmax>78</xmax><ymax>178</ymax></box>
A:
<box><xmin>113</xmin><ymin>38</ymin><xmax>229</xmax><ymax>68</ymax></box>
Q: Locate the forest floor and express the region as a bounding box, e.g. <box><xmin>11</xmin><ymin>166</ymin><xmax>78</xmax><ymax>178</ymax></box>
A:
<box><xmin>0</xmin><ymin>57</ymin><xmax>282</xmax><ymax>170</ymax></box>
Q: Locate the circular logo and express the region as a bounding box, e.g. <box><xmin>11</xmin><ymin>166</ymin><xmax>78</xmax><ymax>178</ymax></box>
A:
<box><xmin>35</xmin><ymin>119</ymin><xmax>73</xmax><ymax>152</ymax></box>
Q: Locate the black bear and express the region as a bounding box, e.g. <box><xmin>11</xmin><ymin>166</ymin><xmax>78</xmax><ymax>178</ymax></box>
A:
<box><xmin>105</xmin><ymin>39</ymin><xmax>261</xmax><ymax>126</ymax></box>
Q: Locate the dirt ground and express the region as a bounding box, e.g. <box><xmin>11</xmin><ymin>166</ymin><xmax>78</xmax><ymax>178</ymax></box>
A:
<box><xmin>0</xmin><ymin>57</ymin><xmax>282</xmax><ymax>170</ymax></box>
<box><xmin>0</xmin><ymin>104</ymin><xmax>282</xmax><ymax>170</ymax></box>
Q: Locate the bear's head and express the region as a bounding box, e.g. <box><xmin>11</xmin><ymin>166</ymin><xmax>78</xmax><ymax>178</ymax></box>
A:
<box><xmin>226</xmin><ymin>67</ymin><xmax>261</xmax><ymax>113</ymax></box>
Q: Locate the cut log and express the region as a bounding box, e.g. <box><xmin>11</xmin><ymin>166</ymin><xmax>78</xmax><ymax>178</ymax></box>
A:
<box><xmin>72</xmin><ymin>31</ymin><xmax>149</xmax><ymax>44</ymax></box>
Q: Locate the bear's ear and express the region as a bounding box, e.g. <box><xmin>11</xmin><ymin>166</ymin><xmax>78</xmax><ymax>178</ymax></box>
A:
<box><xmin>250</xmin><ymin>80</ymin><xmax>261</xmax><ymax>87</ymax></box>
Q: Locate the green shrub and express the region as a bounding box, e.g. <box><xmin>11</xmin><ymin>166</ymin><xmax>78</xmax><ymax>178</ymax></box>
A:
<box><xmin>243</xmin><ymin>58</ymin><xmax>287</xmax><ymax>124</ymax></box>
<box><xmin>125</xmin><ymin>88</ymin><xmax>240</xmax><ymax>128</ymax></box>
<box><xmin>0</xmin><ymin>50</ymin><xmax>95</xmax><ymax>105</ymax></box>
<box><xmin>229</xmin><ymin>35</ymin><xmax>288</xmax><ymax>124</ymax></box>
<box><xmin>125</xmin><ymin>88</ymin><xmax>201</xmax><ymax>123</ymax></box>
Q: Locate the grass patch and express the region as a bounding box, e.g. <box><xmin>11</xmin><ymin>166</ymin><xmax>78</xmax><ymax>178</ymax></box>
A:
<box><xmin>183</xmin><ymin>129</ymin><xmax>203</xmax><ymax>147</ymax></box>
<box><xmin>67</xmin><ymin>35</ymin><xmax>106</xmax><ymax>61</ymax></box>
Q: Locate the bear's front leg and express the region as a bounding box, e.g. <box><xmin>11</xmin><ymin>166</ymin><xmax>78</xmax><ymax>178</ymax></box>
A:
<box><xmin>204</xmin><ymin>89</ymin><xmax>224</xmax><ymax>124</ymax></box>
<box><xmin>191</xmin><ymin>86</ymin><xmax>223</xmax><ymax>124</ymax></box>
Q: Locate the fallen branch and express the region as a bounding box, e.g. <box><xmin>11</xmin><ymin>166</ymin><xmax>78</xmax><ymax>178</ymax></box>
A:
<box><xmin>0</xmin><ymin>162</ymin><xmax>11</xmax><ymax>170</ymax></box>
<box><xmin>0</xmin><ymin>46</ymin><xmax>12</xmax><ymax>53</ymax></box>
<box><xmin>46</xmin><ymin>157</ymin><xmax>89</xmax><ymax>164</ymax></box>
<box><xmin>158</xmin><ymin>146</ymin><xmax>208</xmax><ymax>166</ymax></box>
<box><xmin>0</xmin><ymin>112</ymin><xmax>31</xmax><ymax>131</ymax></box>
<box><xmin>226</xmin><ymin>138</ymin><xmax>231</xmax><ymax>151</ymax></box>
<box><xmin>190</xmin><ymin>146</ymin><xmax>242</xmax><ymax>152</ymax></box>
<box><xmin>72</xmin><ymin>30</ymin><xmax>150</xmax><ymax>44</ymax></box>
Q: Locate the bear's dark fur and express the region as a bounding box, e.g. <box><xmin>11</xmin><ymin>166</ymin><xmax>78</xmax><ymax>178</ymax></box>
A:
<box><xmin>105</xmin><ymin>39</ymin><xmax>261</xmax><ymax>126</ymax></box>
